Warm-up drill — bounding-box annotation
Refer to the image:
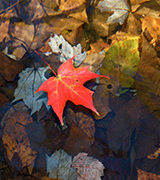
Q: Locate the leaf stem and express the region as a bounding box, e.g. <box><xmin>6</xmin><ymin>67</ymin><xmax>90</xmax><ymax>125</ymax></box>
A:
<box><xmin>35</xmin><ymin>50</ymin><xmax>57</xmax><ymax>76</ymax></box>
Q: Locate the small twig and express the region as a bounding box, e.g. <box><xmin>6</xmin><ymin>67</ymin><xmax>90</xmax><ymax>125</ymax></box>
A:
<box><xmin>0</xmin><ymin>0</ymin><xmax>24</xmax><ymax>15</ymax></box>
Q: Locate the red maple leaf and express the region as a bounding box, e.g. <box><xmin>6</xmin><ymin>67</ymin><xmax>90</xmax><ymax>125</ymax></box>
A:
<box><xmin>35</xmin><ymin>56</ymin><xmax>109</xmax><ymax>125</ymax></box>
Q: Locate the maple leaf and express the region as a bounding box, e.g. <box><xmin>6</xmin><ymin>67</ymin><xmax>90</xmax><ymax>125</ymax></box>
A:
<box><xmin>46</xmin><ymin>149</ymin><xmax>77</xmax><ymax>179</ymax></box>
<box><xmin>35</xmin><ymin>56</ymin><xmax>109</xmax><ymax>125</ymax></box>
<box><xmin>12</xmin><ymin>66</ymin><xmax>50</xmax><ymax>115</ymax></box>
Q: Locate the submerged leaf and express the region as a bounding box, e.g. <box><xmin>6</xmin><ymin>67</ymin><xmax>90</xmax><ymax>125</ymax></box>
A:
<box><xmin>137</xmin><ymin>168</ymin><xmax>160</xmax><ymax>180</ymax></box>
<box><xmin>142</xmin><ymin>16</ymin><xmax>160</xmax><ymax>44</ymax></box>
<box><xmin>2</xmin><ymin>111</ymin><xmax>37</xmax><ymax>169</ymax></box>
<box><xmin>72</xmin><ymin>152</ymin><xmax>105</xmax><ymax>180</ymax></box>
<box><xmin>101</xmin><ymin>37</ymin><xmax>140</xmax><ymax>92</ymax></box>
<box><xmin>47</xmin><ymin>34</ymin><xmax>87</xmax><ymax>66</ymax></box>
<box><xmin>46</xmin><ymin>149</ymin><xmax>77</xmax><ymax>179</ymax></box>
<box><xmin>135</xmin><ymin>36</ymin><xmax>160</xmax><ymax>111</ymax></box>
<box><xmin>97</xmin><ymin>0</ymin><xmax>129</xmax><ymax>25</ymax></box>
<box><xmin>58</xmin><ymin>0</ymin><xmax>86</xmax><ymax>12</ymax></box>
<box><xmin>13</xmin><ymin>67</ymin><xmax>50</xmax><ymax>114</ymax></box>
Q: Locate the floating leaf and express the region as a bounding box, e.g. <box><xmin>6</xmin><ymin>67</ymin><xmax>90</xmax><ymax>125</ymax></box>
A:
<box><xmin>35</xmin><ymin>56</ymin><xmax>109</xmax><ymax>125</ymax></box>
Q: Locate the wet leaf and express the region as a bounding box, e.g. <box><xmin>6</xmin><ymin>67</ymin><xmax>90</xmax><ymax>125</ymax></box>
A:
<box><xmin>69</xmin><ymin>8</ymin><xmax>88</xmax><ymax>23</ymax></box>
<box><xmin>16</xmin><ymin>0</ymin><xmax>44</xmax><ymax>23</ymax></box>
<box><xmin>130</xmin><ymin>0</ymin><xmax>150</xmax><ymax>5</ymax></box>
<box><xmin>72</xmin><ymin>152</ymin><xmax>105</xmax><ymax>180</ymax></box>
<box><xmin>35</xmin><ymin>56</ymin><xmax>109</xmax><ymax>125</ymax></box>
<box><xmin>136</xmin><ymin>36</ymin><xmax>160</xmax><ymax>111</ymax></box>
<box><xmin>124</xmin><ymin>12</ymin><xmax>142</xmax><ymax>35</ymax></box>
<box><xmin>87</xmin><ymin>39</ymin><xmax>110</xmax><ymax>55</ymax></box>
<box><xmin>147</xmin><ymin>147</ymin><xmax>160</xmax><ymax>159</ymax></box>
<box><xmin>41</xmin><ymin>177</ymin><xmax>61</xmax><ymax>180</ymax></box>
<box><xmin>92</xmin><ymin>79</ymin><xmax>110</xmax><ymax>119</ymax></box>
<box><xmin>2</xmin><ymin>111</ymin><xmax>37</xmax><ymax>169</ymax></box>
<box><xmin>106</xmin><ymin>96</ymin><xmax>141</xmax><ymax>152</ymax></box>
<box><xmin>109</xmin><ymin>31</ymin><xmax>138</xmax><ymax>45</ymax></box>
<box><xmin>89</xmin><ymin>8</ymin><xmax>110</xmax><ymax>37</ymax></box>
<box><xmin>64</xmin><ymin>105</ymin><xmax>95</xmax><ymax>155</ymax></box>
<box><xmin>97</xmin><ymin>0</ymin><xmax>129</xmax><ymax>25</ymax></box>
<box><xmin>3</xmin><ymin>21</ymin><xmax>34</xmax><ymax>60</ymax></box>
<box><xmin>137</xmin><ymin>168</ymin><xmax>160</xmax><ymax>180</ymax></box>
<box><xmin>47</xmin><ymin>34</ymin><xmax>87</xmax><ymax>67</ymax></box>
<box><xmin>58</xmin><ymin>0</ymin><xmax>86</xmax><ymax>12</ymax></box>
<box><xmin>12</xmin><ymin>66</ymin><xmax>50</xmax><ymax>115</ymax></box>
<box><xmin>101</xmin><ymin>36</ymin><xmax>140</xmax><ymax>92</ymax></box>
<box><xmin>0</xmin><ymin>92</ymin><xmax>9</xmax><ymax>106</ymax></box>
<box><xmin>81</xmin><ymin>53</ymin><xmax>105</xmax><ymax>73</ymax></box>
<box><xmin>46</xmin><ymin>149</ymin><xmax>77</xmax><ymax>179</ymax></box>
<box><xmin>63</xmin><ymin>25</ymin><xmax>86</xmax><ymax>50</ymax></box>
<box><xmin>135</xmin><ymin>0</ymin><xmax>160</xmax><ymax>19</ymax></box>
<box><xmin>142</xmin><ymin>16</ymin><xmax>160</xmax><ymax>44</ymax></box>
<box><xmin>0</xmin><ymin>52</ymin><xmax>23</xmax><ymax>81</ymax></box>
<box><xmin>0</xmin><ymin>19</ymin><xmax>9</xmax><ymax>43</ymax></box>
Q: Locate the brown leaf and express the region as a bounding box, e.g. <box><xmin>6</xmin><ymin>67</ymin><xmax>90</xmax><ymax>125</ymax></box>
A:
<box><xmin>136</xmin><ymin>4</ymin><xmax>160</xmax><ymax>20</ymax></box>
<box><xmin>2</xmin><ymin>111</ymin><xmax>37</xmax><ymax>169</ymax></box>
<box><xmin>0</xmin><ymin>19</ymin><xmax>9</xmax><ymax>43</ymax></box>
<box><xmin>89</xmin><ymin>8</ymin><xmax>110</xmax><ymax>37</ymax></box>
<box><xmin>63</xmin><ymin>25</ymin><xmax>86</xmax><ymax>50</ymax></box>
<box><xmin>0</xmin><ymin>7</ymin><xmax>18</xmax><ymax>19</ymax></box>
<box><xmin>5</xmin><ymin>21</ymin><xmax>34</xmax><ymax>60</ymax></box>
<box><xmin>93</xmin><ymin>79</ymin><xmax>110</xmax><ymax>119</ymax></box>
<box><xmin>59</xmin><ymin>0</ymin><xmax>86</xmax><ymax>12</ymax></box>
<box><xmin>124</xmin><ymin>12</ymin><xmax>142</xmax><ymax>35</ymax></box>
<box><xmin>0</xmin><ymin>75</ymin><xmax>5</xmax><ymax>86</ymax></box>
<box><xmin>72</xmin><ymin>152</ymin><xmax>105</xmax><ymax>179</ymax></box>
<box><xmin>41</xmin><ymin>0</ymin><xmax>61</xmax><ymax>16</ymax></box>
<box><xmin>136</xmin><ymin>36</ymin><xmax>160</xmax><ymax>111</ymax></box>
<box><xmin>87</xmin><ymin>39</ymin><xmax>110</xmax><ymax>55</ymax></box>
<box><xmin>135</xmin><ymin>111</ymin><xmax>160</xmax><ymax>159</ymax></box>
<box><xmin>109</xmin><ymin>31</ymin><xmax>138</xmax><ymax>45</ymax></box>
<box><xmin>107</xmin><ymin>96</ymin><xmax>141</xmax><ymax>152</ymax></box>
<box><xmin>31</xmin><ymin>16</ymin><xmax>84</xmax><ymax>50</ymax></box>
<box><xmin>41</xmin><ymin>177</ymin><xmax>61</xmax><ymax>180</ymax></box>
<box><xmin>81</xmin><ymin>53</ymin><xmax>105</xmax><ymax>73</ymax></box>
<box><xmin>0</xmin><ymin>92</ymin><xmax>9</xmax><ymax>106</ymax></box>
<box><xmin>142</xmin><ymin>16</ymin><xmax>160</xmax><ymax>45</ymax></box>
<box><xmin>147</xmin><ymin>147</ymin><xmax>160</xmax><ymax>159</ymax></box>
<box><xmin>63</xmin><ymin>105</ymin><xmax>95</xmax><ymax>155</ymax></box>
<box><xmin>137</xmin><ymin>168</ymin><xmax>160</xmax><ymax>180</ymax></box>
<box><xmin>16</xmin><ymin>0</ymin><xmax>44</xmax><ymax>23</ymax></box>
<box><xmin>0</xmin><ymin>52</ymin><xmax>23</xmax><ymax>81</ymax></box>
<box><xmin>69</xmin><ymin>8</ymin><xmax>88</xmax><ymax>23</ymax></box>
<box><xmin>130</xmin><ymin>0</ymin><xmax>150</xmax><ymax>5</ymax></box>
